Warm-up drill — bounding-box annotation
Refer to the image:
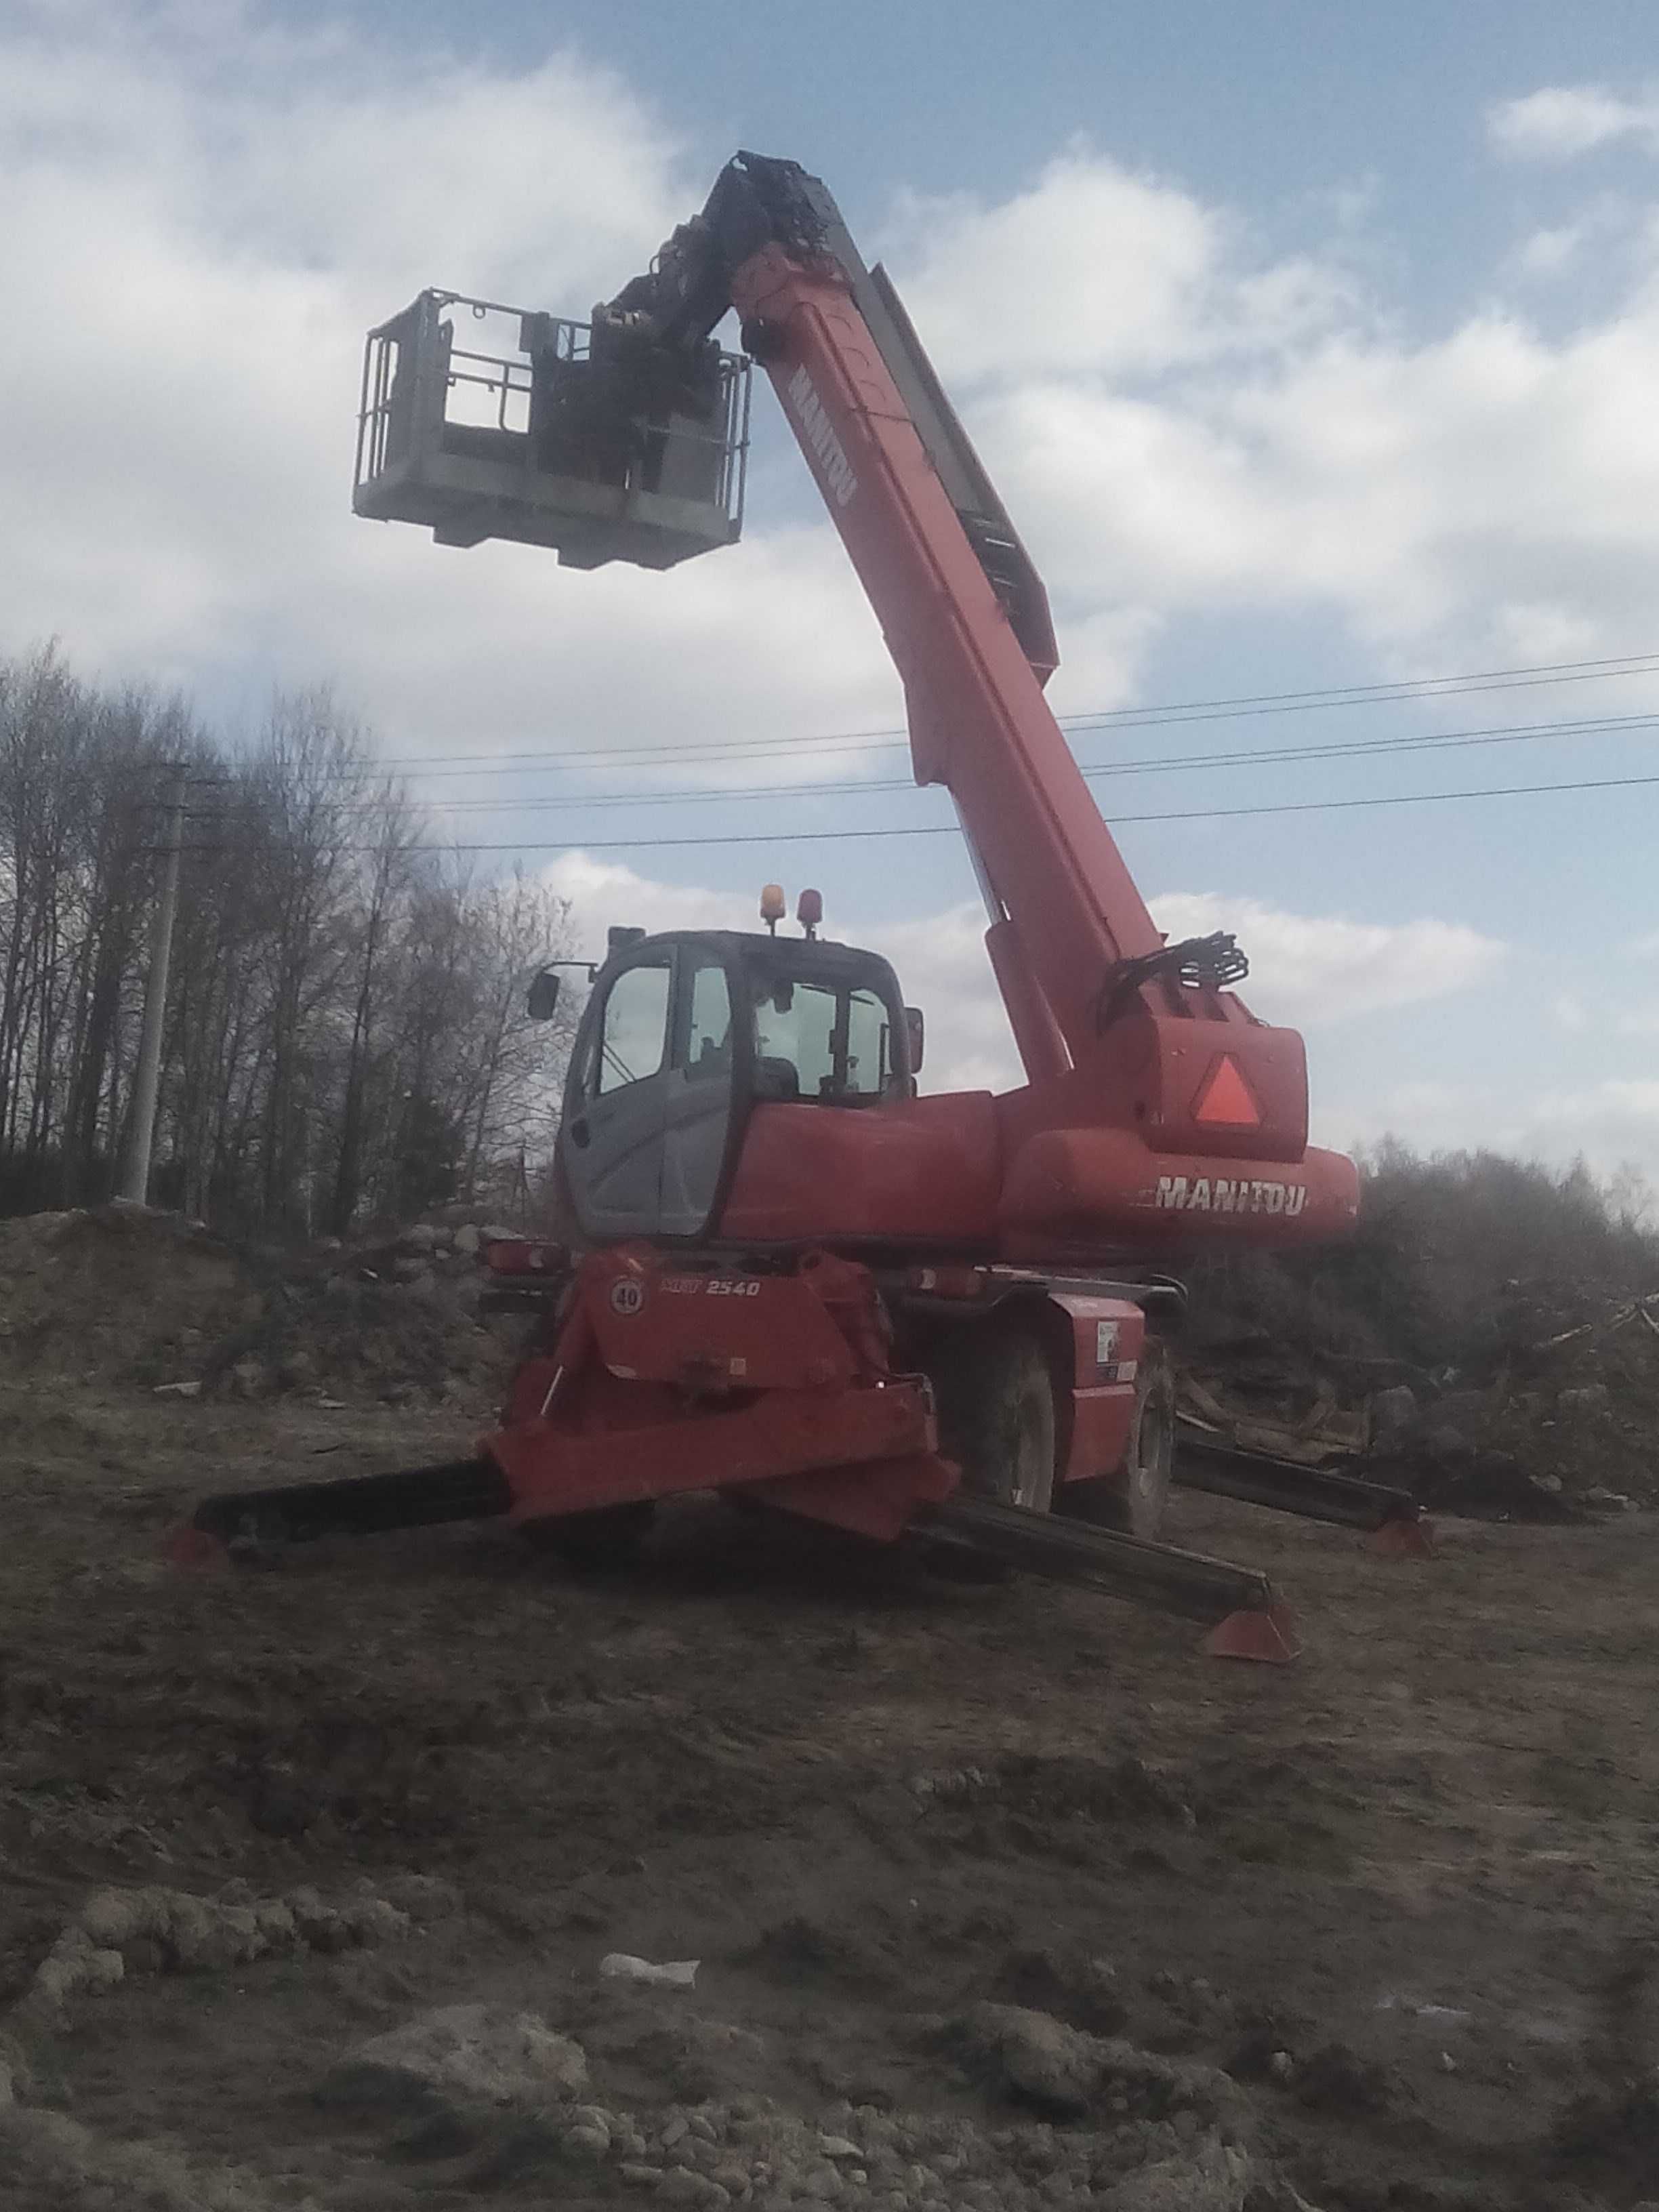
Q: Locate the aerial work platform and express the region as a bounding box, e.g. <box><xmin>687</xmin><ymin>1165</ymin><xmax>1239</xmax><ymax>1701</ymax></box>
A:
<box><xmin>353</xmin><ymin>289</ymin><xmax>750</xmax><ymax>570</ymax></box>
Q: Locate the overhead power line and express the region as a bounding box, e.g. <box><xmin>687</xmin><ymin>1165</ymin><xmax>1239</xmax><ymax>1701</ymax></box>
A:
<box><xmin>392</xmin><ymin>707</ymin><xmax>1659</xmax><ymax>819</ymax></box>
<box><xmin>313</xmin><ymin>647</ymin><xmax>1659</xmax><ymax>780</ymax></box>
<box><xmin>371</xmin><ymin>768</ymin><xmax>1659</xmax><ymax>854</ymax></box>
<box><xmin>1057</xmin><ymin>650</ymin><xmax>1659</xmax><ymax>729</ymax></box>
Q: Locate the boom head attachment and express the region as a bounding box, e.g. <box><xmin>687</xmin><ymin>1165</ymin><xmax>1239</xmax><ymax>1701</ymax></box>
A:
<box><xmin>354</xmin><ymin>290</ymin><xmax>751</xmax><ymax>569</ymax></box>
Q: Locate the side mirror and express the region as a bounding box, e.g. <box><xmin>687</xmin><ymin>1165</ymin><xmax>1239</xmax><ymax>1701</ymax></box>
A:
<box><xmin>527</xmin><ymin>970</ymin><xmax>561</xmax><ymax>1022</ymax></box>
<box><xmin>905</xmin><ymin>1006</ymin><xmax>925</xmax><ymax>1073</ymax></box>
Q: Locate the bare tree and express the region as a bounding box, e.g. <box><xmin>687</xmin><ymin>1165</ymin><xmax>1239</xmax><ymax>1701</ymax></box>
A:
<box><xmin>0</xmin><ymin>647</ymin><xmax>581</xmax><ymax>1235</ymax></box>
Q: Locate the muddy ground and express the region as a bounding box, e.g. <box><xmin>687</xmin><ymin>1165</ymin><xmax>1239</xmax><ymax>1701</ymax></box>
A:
<box><xmin>2</xmin><ymin>1372</ymin><xmax>1657</xmax><ymax>2212</ymax></box>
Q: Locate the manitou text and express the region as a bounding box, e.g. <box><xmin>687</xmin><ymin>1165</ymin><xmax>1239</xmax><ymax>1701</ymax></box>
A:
<box><xmin>785</xmin><ymin>366</ymin><xmax>859</xmax><ymax>506</ymax></box>
<box><xmin>1153</xmin><ymin>1176</ymin><xmax>1309</xmax><ymax>1217</ymax></box>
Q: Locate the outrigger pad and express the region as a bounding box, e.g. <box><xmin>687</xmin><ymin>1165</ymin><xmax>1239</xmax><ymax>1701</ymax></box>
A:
<box><xmin>1366</xmin><ymin>1514</ymin><xmax>1437</xmax><ymax>1561</ymax></box>
<box><xmin>1203</xmin><ymin>1600</ymin><xmax>1301</xmax><ymax>1665</ymax></box>
<box><xmin>165</xmin><ymin>1525</ymin><xmax>230</xmax><ymax>1572</ymax></box>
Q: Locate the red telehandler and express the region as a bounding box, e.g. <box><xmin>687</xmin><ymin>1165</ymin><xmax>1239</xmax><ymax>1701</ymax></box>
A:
<box><xmin>176</xmin><ymin>154</ymin><xmax>1431</xmax><ymax>1656</ymax></box>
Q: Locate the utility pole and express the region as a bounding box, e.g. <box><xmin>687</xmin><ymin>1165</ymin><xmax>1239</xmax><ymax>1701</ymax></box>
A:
<box><xmin>119</xmin><ymin>764</ymin><xmax>186</xmax><ymax>1205</ymax></box>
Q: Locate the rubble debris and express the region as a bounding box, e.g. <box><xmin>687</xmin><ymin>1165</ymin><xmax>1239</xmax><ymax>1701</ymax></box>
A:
<box><xmin>11</xmin><ymin>1879</ymin><xmax>424</xmax><ymax>2030</ymax></box>
<box><xmin>0</xmin><ymin>1205</ymin><xmax>243</xmax><ymax>1379</ymax></box>
<box><xmin>293</xmin><ymin>2071</ymin><xmax>1327</xmax><ymax>2212</ymax></box>
<box><xmin>1099</xmin><ymin>2134</ymin><xmax>1250</xmax><ymax>2210</ymax></box>
<box><xmin>601</xmin><ymin>1952</ymin><xmax>701</xmax><ymax>1988</ymax></box>
<box><xmin>0</xmin><ymin>1202</ymin><xmax>533</xmax><ymax>1409</ymax></box>
<box><xmin>947</xmin><ymin>2004</ymin><xmax>1252</xmax><ymax>2136</ymax></box>
<box><xmin>0</xmin><ymin>2106</ymin><xmax>284</xmax><ymax>2212</ymax></box>
<box><xmin>1370</xmin><ymin>1384</ymin><xmax>1418</xmax><ymax>1438</ymax></box>
<box><xmin>1176</xmin><ymin>1273</ymin><xmax>1659</xmax><ymax>1521</ymax></box>
<box><xmin>319</xmin><ymin>2004</ymin><xmax>588</xmax><ymax>2110</ymax></box>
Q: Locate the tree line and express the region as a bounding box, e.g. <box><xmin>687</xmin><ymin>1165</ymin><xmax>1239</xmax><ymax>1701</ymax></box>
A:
<box><xmin>0</xmin><ymin>646</ymin><xmax>578</xmax><ymax>1236</ymax></box>
<box><xmin>1189</xmin><ymin>1139</ymin><xmax>1657</xmax><ymax>1377</ymax></box>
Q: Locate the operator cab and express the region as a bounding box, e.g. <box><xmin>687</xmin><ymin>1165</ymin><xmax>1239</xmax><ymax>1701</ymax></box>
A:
<box><xmin>537</xmin><ymin>898</ymin><xmax>920</xmax><ymax>1244</ymax></box>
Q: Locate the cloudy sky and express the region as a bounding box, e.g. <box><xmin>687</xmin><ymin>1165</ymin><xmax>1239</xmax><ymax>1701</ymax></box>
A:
<box><xmin>4</xmin><ymin>0</ymin><xmax>1658</xmax><ymax>1179</ymax></box>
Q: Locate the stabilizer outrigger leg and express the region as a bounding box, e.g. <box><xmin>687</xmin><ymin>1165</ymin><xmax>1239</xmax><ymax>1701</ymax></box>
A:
<box><xmin>1176</xmin><ymin>1431</ymin><xmax>1436</xmax><ymax>1561</ymax></box>
<box><xmin>924</xmin><ymin>1494</ymin><xmax>1301</xmax><ymax>1665</ymax></box>
<box><xmin>165</xmin><ymin>1458</ymin><xmax>510</xmax><ymax>1565</ymax></box>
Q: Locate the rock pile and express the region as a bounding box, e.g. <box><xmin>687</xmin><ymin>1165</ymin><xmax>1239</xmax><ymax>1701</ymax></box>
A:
<box><xmin>1179</xmin><ymin>1282</ymin><xmax>1659</xmax><ymax>1520</ymax></box>
<box><xmin>0</xmin><ymin>1204</ymin><xmax>247</xmax><ymax>1379</ymax></box>
<box><xmin>322</xmin><ymin>2028</ymin><xmax>1259</xmax><ymax>2209</ymax></box>
<box><xmin>195</xmin><ymin>1217</ymin><xmax>531</xmax><ymax>1408</ymax></box>
<box><xmin>0</xmin><ymin>1203</ymin><xmax>541</xmax><ymax>1408</ymax></box>
<box><xmin>11</xmin><ymin>1872</ymin><xmax>456</xmax><ymax>2031</ymax></box>
<box><xmin>320</xmin><ymin>2003</ymin><xmax>589</xmax><ymax>2110</ymax></box>
<box><xmin>302</xmin><ymin>1995</ymin><xmax>1334</xmax><ymax>2212</ymax></box>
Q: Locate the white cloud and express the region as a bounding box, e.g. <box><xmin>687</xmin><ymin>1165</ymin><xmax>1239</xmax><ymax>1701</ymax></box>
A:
<box><xmin>541</xmin><ymin>853</ymin><xmax>756</xmax><ymax>946</ymax></box>
<box><xmin>872</xmin><ymin>143</ymin><xmax>1659</xmax><ymax>676</ymax></box>
<box><xmin>323</xmin><ymin>523</ymin><xmax>897</xmax><ymax>778</ymax></box>
<box><xmin>874</xmin><ymin>900</ymin><xmax>1019</xmax><ymax>1093</ymax></box>
<box><xmin>1595</xmin><ymin>1078</ymin><xmax>1659</xmax><ymax>1114</ymax></box>
<box><xmin>888</xmin><ymin>146</ymin><xmax>1354</xmax><ymax>387</ymax></box>
<box><xmin>885</xmin><ymin>152</ymin><xmax>1221</xmax><ymax>382</ymax></box>
<box><xmin>1330</xmin><ymin>1071</ymin><xmax>1659</xmax><ymax>1185</ymax></box>
<box><xmin>1515</xmin><ymin>1078</ymin><xmax>1659</xmax><ymax>1170</ymax></box>
<box><xmin>1514</xmin><ymin>223</ymin><xmax>1589</xmax><ymax>278</ymax></box>
<box><xmin>958</xmin><ymin>293</ymin><xmax>1659</xmax><ymax>665</ymax></box>
<box><xmin>1490</xmin><ymin>86</ymin><xmax>1659</xmax><ymax>161</ymax></box>
<box><xmin>1149</xmin><ymin>895</ymin><xmax>1506</xmax><ymax>1025</ymax></box>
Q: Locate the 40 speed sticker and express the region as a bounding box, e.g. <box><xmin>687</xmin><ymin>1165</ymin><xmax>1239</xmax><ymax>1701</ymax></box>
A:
<box><xmin>609</xmin><ymin>1279</ymin><xmax>645</xmax><ymax>1317</ymax></box>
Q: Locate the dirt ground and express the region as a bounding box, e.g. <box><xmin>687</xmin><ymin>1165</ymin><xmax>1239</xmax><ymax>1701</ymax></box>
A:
<box><xmin>2</xmin><ymin>1367</ymin><xmax>1657</xmax><ymax>2212</ymax></box>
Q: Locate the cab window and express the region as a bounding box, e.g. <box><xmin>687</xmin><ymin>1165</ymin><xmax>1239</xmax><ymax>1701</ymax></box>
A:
<box><xmin>751</xmin><ymin>978</ymin><xmax>893</xmax><ymax>1101</ymax></box>
<box><xmin>844</xmin><ymin>987</ymin><xmax>893</xmax><ymax>1093</ymax></box>
<box><xmin>684</xmin><ymin>961</ymin><xmax>733</xmax><ymax>1081</ymax></box>
<box><xmin>595</xmin><ymin>960</ymin><xmax>671</xmax><ymax>1094</ymax></box>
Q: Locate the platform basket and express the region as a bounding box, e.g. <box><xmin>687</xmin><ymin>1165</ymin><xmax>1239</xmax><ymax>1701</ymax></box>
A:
<box><xmin>353</xmin><ymin>290</ymin><xmax>750</xmax><ymax>570</ymax></box>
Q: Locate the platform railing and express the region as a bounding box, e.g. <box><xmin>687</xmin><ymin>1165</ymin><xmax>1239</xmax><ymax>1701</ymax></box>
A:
<box><xmin>354</xmin><ymin>289</ymin><xmax>750</xmax><ymax>562</ymax></box>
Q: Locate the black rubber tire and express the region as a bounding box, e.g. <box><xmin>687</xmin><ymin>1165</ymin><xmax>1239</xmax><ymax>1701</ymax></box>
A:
<box><xmin>520</xmin><ymin>1500</ymin><xmax>656</xmax><ymax>1571</ymax></box>
<box><xmin>1059</xmin><ymin>1338</ymin><xmax>1174</xmax><ymax>1538</ymax></box>
<box><xmin>930</xmin><ymin>1324</ymin><xmax>1057</xmax><ymax>1514</ymax></box>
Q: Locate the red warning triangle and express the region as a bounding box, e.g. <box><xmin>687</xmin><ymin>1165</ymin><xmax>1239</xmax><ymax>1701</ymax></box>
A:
<box><xmin>1193</xmin><ymin>1054</ymin><xmax>1261</xmax><ymax>1128</ymax></box>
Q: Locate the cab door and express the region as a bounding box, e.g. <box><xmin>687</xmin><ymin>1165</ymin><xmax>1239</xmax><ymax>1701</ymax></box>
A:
<box><xmin>559</xmin><ymin>948</ymin><xmax>675</xmax><ymax>1241</ymax></box>
<box><xmin>560</xmin><ymin>939</ymin><xmax>750</xmax><ymax>1244</ymax></box>
<box><xmin>659</xmin><ymin>945</ymin><xmax>745</xmax><ymax>1237</ymax></box>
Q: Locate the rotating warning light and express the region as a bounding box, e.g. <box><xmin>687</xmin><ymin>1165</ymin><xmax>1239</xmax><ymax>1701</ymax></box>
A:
<box><xmin>760</xmin><ymin>883</ymin><xmax>786</xmax><ymax>935</ymax></box>
<box><xmin>797</xmin><ymin>888</ymin><xmax>823</xmax><ymax>937</ymax></box>
<box><xmin>1192</xmin><ymin>1053</ymin><xmax>1261</xmax><ymax>1128</ymax></box>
